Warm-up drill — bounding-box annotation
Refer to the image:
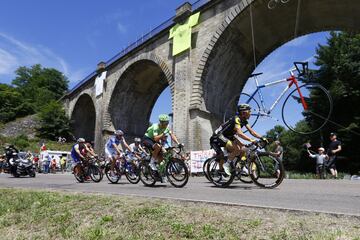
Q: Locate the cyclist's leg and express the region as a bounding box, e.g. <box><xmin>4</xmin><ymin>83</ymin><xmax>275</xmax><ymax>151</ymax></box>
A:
<box><xmin>210</xmin><ymin>136</ymin><xmax>225</xmax><ymax>170</ymax></box>
<box><xmin>72</xmin><ymin>154</ymin><xmax>82</xmax><ymax>175</ymax></box>
<box><xmin>105</xmin><ymin>147</ymin><xmax>116</xmax><ymax>174</ymax></box>
<box><xmin>143</xmin><ymin>137</ymin><xmax>160</xmax><ymax>170</ymax></box>
<box><xmin>223</xmin><ymin>138</ymin><xmax>239</xmax><ymax>175</ymax></box>
<box><xmin>152</xmin><ymin>143</ymin><xmax>164</xmax><ymax>165</ymax></box>
<box><xmin>227</xmin><ymin>138</ymin><xmax>244</xmax><ymax>162</ymax></box>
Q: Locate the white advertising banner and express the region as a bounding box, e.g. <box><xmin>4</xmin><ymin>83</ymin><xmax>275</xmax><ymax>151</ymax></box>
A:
<box><xmin>95</xmin><ymin>71</ymin><xmax>107</xmax><ymax>96</ymax></box>
<box><xmin>190</xmin><ymin>149</ymin><xmax>216</xmax><ymax>173</ymax></box>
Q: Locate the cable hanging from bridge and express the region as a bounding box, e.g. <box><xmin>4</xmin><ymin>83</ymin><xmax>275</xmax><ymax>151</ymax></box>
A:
<box><xmin>293</xmin><ymin>0</ymin><xmax>302</xmax><ymax>38</ymax></box>
<box><xmin>249</xmin><ymin>2</ymin><xmax>257</xmax><ymax>69</ymax></box>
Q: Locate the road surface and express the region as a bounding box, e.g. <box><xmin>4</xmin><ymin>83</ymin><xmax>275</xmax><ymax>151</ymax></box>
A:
<box><xmin>0</xmin><ymin>174</ymin><xmax>359</xmax><ymax>216</ymax></box>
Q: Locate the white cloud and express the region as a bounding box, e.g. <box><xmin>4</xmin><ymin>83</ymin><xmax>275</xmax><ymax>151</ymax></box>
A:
<box><xmin>0</xmin><ymin>32</ymin><xmax>82</xmax><ymax>84</ymax></box>
<box><xmin>117</xmin><ymin>22</ymin><xmax>127</xmax><ymax>34</ymax></box>
<box><xmin>0</xmin><ymin>48</ymin><xmax>18</xmax><ymax>74</ymax></box>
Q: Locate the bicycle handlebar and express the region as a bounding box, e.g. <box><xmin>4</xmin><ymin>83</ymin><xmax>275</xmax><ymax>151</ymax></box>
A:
<box><xmin>165</xmin><ymin>144</ymin><xmax>184</xmax><ymax>154</ymax></box>
<box><xmin>293</xmin><ymin>62</ymin><xmax>309</xmax><ymax>77</ymax></box>
<box><xmin>244</xmin><ymin>137</ymin><xmax>274</xmax><ymax>150</ymax></box>
<box><xmin>249</xmin><ymin>72</ymin><xmax>263</xmax><ymax>78</ymax></box>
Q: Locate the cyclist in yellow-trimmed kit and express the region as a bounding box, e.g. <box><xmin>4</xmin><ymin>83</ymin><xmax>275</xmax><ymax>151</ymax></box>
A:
<box><xmin>210</xmin><ymin>104</ymin><xmax>266</xmax><ymax>176</ymax></box>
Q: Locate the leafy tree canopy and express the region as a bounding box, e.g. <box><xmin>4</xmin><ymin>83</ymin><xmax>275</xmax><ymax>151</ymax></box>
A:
<box><xmin>36</xmin><ymin>101</ymin><xmax>72</xmax><ymax>140</ymax></box>
<box><xmin>12</xmin><ymin>64</ymin><xmax>68</xmax><ymax>111</ymax></box>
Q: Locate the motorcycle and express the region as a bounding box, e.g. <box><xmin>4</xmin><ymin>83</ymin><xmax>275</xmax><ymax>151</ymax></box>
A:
<box><xmin>4</xmin><ymin>146</ymin><xmax>36</xmax><ymax>178</ymax></box>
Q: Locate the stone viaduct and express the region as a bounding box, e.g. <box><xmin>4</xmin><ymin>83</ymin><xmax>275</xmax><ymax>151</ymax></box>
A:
<box><xmin>62</xmin><ymin>0</ymin><xmax>360</xmax><ymax>153</ymax></box>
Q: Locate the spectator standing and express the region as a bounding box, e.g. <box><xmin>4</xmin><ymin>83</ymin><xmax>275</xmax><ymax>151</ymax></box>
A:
<box><xmin>327</xmin><ymin>133</ymin><xmax>342</xmax><ymax>179</ymax></box>
<box><xmin>0</xmin><ymin>154</ymin><xmax>5</xmax><ymax>174</ymax></box>
<box><xmin>43</xmin><ymin>155</ymin><xmax>51</xmax><ymax>174</ymax></box>
<box><xmin>50</xmin><ymin>156</ymin><xmax>57</xmax><ymax>173</ymax></box>
<box><xmin>308</xmin><ymin>147</ymin><xmax>328</xmax><ymax>179</ymax></box>
<box><xmin>60</xmin><ymin>155</ymin><xmax>67</xmax><ymax>173</ymax></box>
<box><xmin>33</xmin><ymin>155</ymin><xmax>39</xmax><ymax>172</ymax></box>
<box><xmin>271</xmin><ymin>140</ymin><xmax>284</xmax><ymax>178</ymax></box>
<box><xmin>40</xmin><ymin>143</ymin><xmax>47</xmax><ymax>152</ymax></box>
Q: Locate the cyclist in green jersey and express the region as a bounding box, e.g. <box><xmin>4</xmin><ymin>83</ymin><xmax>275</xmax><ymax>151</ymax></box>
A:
<box><xmin>143</xmin><ymin>114</ymin><xmax>183</xmax><ymax>170</ymax></box>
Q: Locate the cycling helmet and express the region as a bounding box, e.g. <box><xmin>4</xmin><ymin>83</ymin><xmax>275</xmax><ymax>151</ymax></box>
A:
<box><xmin>114</xmin><ymin>130</ymin><xmax>124</xmax><ymax>136</ymax></box>
<box><xmin>159</xmin><ymin>114</ymin><xmax>170</xmax><ymax>122</ymax></box>
<box><xmin>318</xmin><ymin>147</ymin><xmax>325</xmax><ymax>151</ymax></box>
<box><xmin>77</xmin><ymin>138</ymin><xmax>85</xmax><ymax>143</ymax></box>
<box><xmin>134</xmin><ymin>137</ymin><xmax>141</xmax><ymax>143</ymax></box>
<box><xmin>237</xmin><ymin>103</ymin><xmax>251</xmax><ymax>112</ymax></box>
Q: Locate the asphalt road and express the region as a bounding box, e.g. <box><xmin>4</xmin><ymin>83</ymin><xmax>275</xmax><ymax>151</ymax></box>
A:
<box><xmin>0</xmin><ymin>173</ymin><xmax>359</xmax><ymax>216</ymax></box>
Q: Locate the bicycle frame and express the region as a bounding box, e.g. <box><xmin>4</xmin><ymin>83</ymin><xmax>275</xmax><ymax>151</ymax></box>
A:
<box><xmin>245</xmin><ymin>68</ymin><xmax>307</xmax><ymax>117</ymax></box>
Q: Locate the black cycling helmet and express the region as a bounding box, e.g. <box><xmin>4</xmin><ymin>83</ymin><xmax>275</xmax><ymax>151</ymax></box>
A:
<box><xmin>237</xmin><ymin>103</ymin><xmax>251</xmax><ymax>112</ymax></box>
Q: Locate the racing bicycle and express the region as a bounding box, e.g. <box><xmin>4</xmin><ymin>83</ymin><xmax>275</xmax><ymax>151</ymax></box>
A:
<box><xmin>139</xmin><ymin>145</ymin><xmax>189</xmax><ymax>188</ymax></box>
<box><xmin>223</xmin><ymin>62</ymin><xmax>333</xmax><ymax>135</ymax></box>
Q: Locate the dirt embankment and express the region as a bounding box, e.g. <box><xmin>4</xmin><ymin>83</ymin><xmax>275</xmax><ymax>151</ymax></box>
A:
<box><xmin>0</xmin><ymin>115</ymin><xmax>39</xmax><ymax>139</ymax></box>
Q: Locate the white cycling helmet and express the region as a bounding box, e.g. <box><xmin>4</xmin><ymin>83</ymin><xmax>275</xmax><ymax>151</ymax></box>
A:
<box><xmin>77</xmin><ymin>138</ymin><xmax>85</xmax><ymax>143</ymax></box>
<box><xmin>114</xmin><ymin>130</ymin><xmax>124</xmax><ymax>136</ymax></box>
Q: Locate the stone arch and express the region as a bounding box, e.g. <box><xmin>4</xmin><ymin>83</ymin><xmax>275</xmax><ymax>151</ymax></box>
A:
<box><xmin>190</xmin><ymin>0</ymin><xmax>360</xmax><ymax>120</ymax></box>
<box><xmin>106</xmin><ymin>54</ymin><xmax>173</xmax><ymax>139</ymax></box>
<box><xmin>70</xmin><ymin>93</ymin><xmax>96</xmax><ymax>142</ymax></box>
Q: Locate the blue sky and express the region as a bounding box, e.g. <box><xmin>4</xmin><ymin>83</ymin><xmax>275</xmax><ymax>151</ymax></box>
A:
<box><xmin>0</xmin><ymin>0</ymin><xmax>196</xmax><ymax>85</ymax></box>
<box><xmin>0</xmin><ymin>1</ymin><xmax>330</xmax><ymax>136</ymax></box>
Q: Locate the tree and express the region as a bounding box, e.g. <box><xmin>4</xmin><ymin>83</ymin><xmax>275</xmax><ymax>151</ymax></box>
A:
<box><xmin>12</xmin><ymin>64</ymin><xmax>69</xmax><ymax>111</ymax></box>
<box><xmin>0</xmin><ymin>84</ymin><xmax>35</xmax><ymax>123</ymax></box>
<box><xmin>313</xmin><ymin>31</ymin><xmax>360</xmax><ymax>174</ymax></box>
<box><xmin>36</xmin><ymin>101</ymin><xmax>72</xmax><ymax>140</ymax></box>
<box><xmin>265</xmin><ymin>32</ymin><xmax>360</xmax><ymax>174</ymax></box>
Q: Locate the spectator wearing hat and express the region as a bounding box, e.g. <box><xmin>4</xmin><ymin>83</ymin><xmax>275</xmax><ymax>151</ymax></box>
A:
<box><xmin>327</xmin><ymin>133</ymin><xmax>342</xmax><ymax>179</ymax></box>
<box><xmin>308</xmin><ymin>147</ymin><xmax>328</xmax><ymax>179</ymax></box>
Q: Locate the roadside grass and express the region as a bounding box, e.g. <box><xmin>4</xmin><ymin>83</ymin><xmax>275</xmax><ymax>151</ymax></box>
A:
<box><xmin>286</xmin><ymin>171</ymin><xmax>348</xmax><ymax>179</ymax></box>
<box><xmin>0</xmin><ymin>189</ymin><xmax>359</xmax><ymax>240</ymax></box>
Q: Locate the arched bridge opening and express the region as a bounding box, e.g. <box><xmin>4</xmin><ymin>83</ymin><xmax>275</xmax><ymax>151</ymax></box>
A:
<box><xmin>70</xmin><ymin>94</ymin><xmax>96</xmax><ymax>142</ymax></box>
<box><xmin>108</xmin><ymin>59</ymin><xmax>172</xmax><ymax>140</ymax></box>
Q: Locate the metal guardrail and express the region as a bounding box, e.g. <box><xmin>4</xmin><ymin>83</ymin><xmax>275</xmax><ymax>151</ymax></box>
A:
<box><xmin>69</xmin><ymin>0</ymin><xmax>210</xmax><ymax>94</ymax></box>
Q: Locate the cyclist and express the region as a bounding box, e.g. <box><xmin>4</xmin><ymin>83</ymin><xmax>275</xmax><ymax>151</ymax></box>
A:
<box><xmin>105</xmin><ymin>129</ymin><xmax>132</xmax><ymax>176</ymax></box>
<box><xmin>82</xmin><ymin>142</ymin><xmax>97</xmax><ymax>158</ymax></box>
<box><xmin>128</xmin><ymin>137</ymin><xmax>146</xmax><ymax>161</ymax></box>
<box><xmin>129</xmin><ymin>138</ymin><xmax>145</xmax><ymax>155</ymax></box>
<box><xmin>210</xmin><ymin>103</ymin><xmax>265</xmax><ymax>176</ymax></box>
<box><xmin>143</xmin><ymin>114</ymin><xmax>182</xmax><ymax>170</ymax></box>
<box><xmin>71</xmin><ymin>138</ymin><xmax>94</xmax><ymax>175</ymax></box>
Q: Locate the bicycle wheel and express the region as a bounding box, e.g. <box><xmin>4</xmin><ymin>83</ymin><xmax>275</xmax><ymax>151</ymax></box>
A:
<box><xmin>234</xmin><ymin>158</ymin><xmax>253</xmax><ymax>184</ymax></box>
<box><xmin>139</xmin><ymin>162</ymin><xmax>156</xmax><ymax>187</ymax></box>
<box><xmin>104</xmin><ymin>163</ymin><xmax>121</xmax><ymax>184</ymax></box>
<box><xmin>249</xmin><ymin>153</ymin><xmax>284</xmax><ymax>189</ymax></box>
<box><xmin>73</xmin><ymin>165</ymin><xmax>84</xmax><ymax>183</ymax></box>
<box><xmin>203</xmin><ymin>157</ymin><xmax>213</xmax><ymax>182</ymax></box>
<box><xmin>207</xmin><ymin>158</ymin><xmax>236</xmax><ymax>187</ymax></box>
<box><xmin>166</xmin><ymin>158</ymin><xmax>189</xmax><ymax>188</ymax></box>
<box><xmin>282</xmin><ymin>84</ymin><xmax>332</xmax><ymax>134</ymax></box>
<box><xmin>125</xmin><ymin>162</ymin><xmax>140</xmax><ymax>184</ymax></box>
<box><xmin>223</xmin><ymin>93</ymin><xmax>261</xmax><ymax>132</ymax></box>
<box><xmin>88</xmin><ymin>165</ymin><xmax>103</xmax><ymax>183</ymax></box>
